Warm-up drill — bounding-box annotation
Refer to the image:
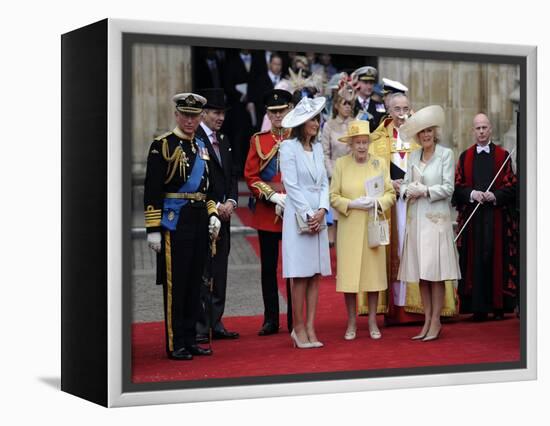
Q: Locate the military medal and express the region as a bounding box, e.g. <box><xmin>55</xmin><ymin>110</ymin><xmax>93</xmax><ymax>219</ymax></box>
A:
<box><xmin>199</xmin><ymin>146</ymin><xmax>210</xmax><ymax>160</ymax></box>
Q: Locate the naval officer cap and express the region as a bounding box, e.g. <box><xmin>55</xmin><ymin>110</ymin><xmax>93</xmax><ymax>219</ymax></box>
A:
<box><xmin>353</xmin><ymin>65</ymin><xmax>378</xmax><ymax>82</ymax></box>
<box><xmin>382</xmin><ymin>78</ymin><xmax>409</xmax><ymax>94</ymax></box>
<box><xmin>172</xmin><ymin>92</ymin><xmax>207</xmax><ymax>114</ymax></box>
<box><xmin>263</xmin><ymin>89</ymin><xmax>292</xmax><ymax>111</ymax></box>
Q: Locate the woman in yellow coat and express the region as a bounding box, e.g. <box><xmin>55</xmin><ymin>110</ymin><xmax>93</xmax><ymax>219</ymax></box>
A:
<box><xmin>330</xmin><ymin>121</ymin><xmax>396</xmax><ymax>340</ymax></box>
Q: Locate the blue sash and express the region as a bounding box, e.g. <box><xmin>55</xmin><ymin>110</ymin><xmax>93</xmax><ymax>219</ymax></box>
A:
<box><xmin>249</xmin><ymin>156</ymin><xmax>277</xmax><ymax>212</ymax></box>
<box><xmin>260</xmin><ymin>156</ymin><xmax>277</xmax><ymax>182</ymax></box>
<box><xmin>161</xmin><ymin>138</ymin><xmax>206</xmax><ymax>231</ymax></box>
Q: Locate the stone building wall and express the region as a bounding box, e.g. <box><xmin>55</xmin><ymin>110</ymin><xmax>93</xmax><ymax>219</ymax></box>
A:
<box><xmin>378</xmin><ymin>58</ymin><xmax>519</xmax><ymax>155</ymax></box>
<box><xmin>132</xmin><ymin>44</ymin><xmax>192</xmax><ymax>176</ymax></box>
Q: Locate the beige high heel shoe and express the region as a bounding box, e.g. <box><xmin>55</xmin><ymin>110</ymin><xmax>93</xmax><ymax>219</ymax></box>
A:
<box><xmin>344</xmin><ymin>327</ymin><xmax>357</xmax><ymax>341</ymax></box>
<box><xmin>290</xmin><ymin>330</ymin><xmax>314</xmax><ymax>349</ymax></box>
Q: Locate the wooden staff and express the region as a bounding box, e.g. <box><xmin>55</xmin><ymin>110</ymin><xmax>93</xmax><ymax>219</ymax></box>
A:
<box><xmin>454</xmin><ymin>148</ymin><xmax>516</xmax><ymax>243</ymax></box>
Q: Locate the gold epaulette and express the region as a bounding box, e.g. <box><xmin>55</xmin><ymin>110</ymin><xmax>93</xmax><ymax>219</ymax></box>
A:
<box><xmin>206</xmin><ymin>200</ymin><xmax>218</xmax><ymax>216</ymax></box>
<box><xmin>154</xmin><ymin>130</ymin><xmax>173</xmax><ymax>141</ymax></box>
<box><xmin>251</xmin><ymin>181</ymin><xmax>275</xmax><ymax>200</ymax></box>
<box><xmin>144</xmin><ymin>205</ymin><xmax>162</xmax><ymax>228</ymax></box>
<box><xmin>251</xmin><ymin>130</ymin><xmax>270</xmax><ymax>138</ymax></box>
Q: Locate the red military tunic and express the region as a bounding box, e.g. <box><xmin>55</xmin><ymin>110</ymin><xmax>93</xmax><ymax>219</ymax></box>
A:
<box><xmin>244</xmin><ymin>128</ymin><xmax>291</xmax><ymax>232</ymax></box>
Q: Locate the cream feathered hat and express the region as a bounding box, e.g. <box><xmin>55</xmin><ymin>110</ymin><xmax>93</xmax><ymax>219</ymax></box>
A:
<box><xmin>398</xmin><ymin>105</ymin><xmax>445</xmax><ymax>142</ymax></box>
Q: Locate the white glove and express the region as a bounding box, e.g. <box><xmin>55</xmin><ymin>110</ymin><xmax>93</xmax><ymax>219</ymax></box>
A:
<box><xmin>349</xmin><ymin>196</ymin><xmax>376</xmax><ymax>210</ymax></box>
<box><xmin>407</xmin><ymin>182</ymin><xmax>428</xmax><ymax>199</ymax></box>
<box><xmin>209</xmin><ymin>216</ymin><xmax>221</xmax><ymax>239</ymax></box>
<box><xmin>471</xmin><ymin>190</ymin><xmax>485</xmax><ymax>204</ymax></box>
<box><xmin>484</xmin><ymin>191</ymin><xmax>496</xmax><ymax>203</ymax></box>
<box><xmin>147</xmin><ymin>232</ymin><xmax>162</xmax><ymax>253</ymax></box>
<box><xmin>275</xmin><ymin>204</ymin><xmax>284</xmax><ymax>218</ymax></box>
<box><xmin>269</xmin><ymin>192</ymin><xmax>286</xmax><ymax>208</ymax></box>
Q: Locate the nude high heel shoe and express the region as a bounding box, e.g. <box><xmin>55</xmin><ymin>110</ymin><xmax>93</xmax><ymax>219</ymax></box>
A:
<box><xmin>290</xmin><ymin>330</ymin><xmax>314</xmax><ymax>349</ymax></box>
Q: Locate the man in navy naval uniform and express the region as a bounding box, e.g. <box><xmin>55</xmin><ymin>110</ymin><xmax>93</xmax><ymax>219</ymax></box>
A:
<box><xmin>352</xmin><ymin>65</ymin><xmax>386</xmax><ymax>132</ymax></box>
<box><xmin>144</xmin><ymin>92</ymin><xmax>221</xmax><ymax>360</ymax></box>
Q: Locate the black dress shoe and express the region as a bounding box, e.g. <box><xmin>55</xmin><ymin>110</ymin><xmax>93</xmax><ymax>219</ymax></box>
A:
<box><xmin>195</xmin><ymin>334</ymin><xmax>210</xmax><ymax>344</ymax></box>
<box><xmin>169</xmin><ymin>347</ymin><xmax>193</xmax><ymax>361</ymax></box>
<box><xmin>212</xmin><ymin>329</ymin><xmax>239</xmax><ymax>340</ymax></box>
<box><xmin>472</xmin><ymin>312</ymin><xmax>488</xmax><ymax>322</ymax></box>
<box><xmin>258</xmin><ymin>323</ymin><xmax>279</xmax><ymax>336</ymax></box>
<box><xmin>187</xmin><ymin>344</ymin><xmax>213</xmax><ymax>356</ymax></box>
<box><xmin>493</xmin><ymin>311</ymin><xmax>505</xmax><ymax>321</ymax></box>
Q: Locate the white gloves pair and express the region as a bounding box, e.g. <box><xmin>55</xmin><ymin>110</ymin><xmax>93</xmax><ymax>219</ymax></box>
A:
<box><xmin>269</xmin><ymin>192</ymin><xmax>286</xmax><ymax>209</ymax></box>
<box><xmin>406</xmin><ymin>182</ymin><xmax>428</xmax><ymax>199</ymax></box>
<box><xmin>471</xmin><ymin>190</ymin><xmax>496</xmax><ymax>204</ymax></box>
<box><xmin>349</xmin><ymin>196</ymin><xmax>376</xmax><ymax>210</ymax></box>
<box><xmin>147</xmin><ymin>216</ymin><xmax>222</xmax><ymax>253</ymax></box>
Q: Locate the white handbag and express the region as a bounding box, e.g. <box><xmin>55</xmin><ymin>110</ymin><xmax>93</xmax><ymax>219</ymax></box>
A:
<box><xmin>367</xmin><ymin>199</ymin><xmax>390</xmax><ymax>248</ymax></box>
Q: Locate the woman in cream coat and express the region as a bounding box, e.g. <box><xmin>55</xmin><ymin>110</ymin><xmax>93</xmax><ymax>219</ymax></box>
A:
<box><xmin>397</xmin><ymin>105</ymin><xmax>461</xmax><ymax>341</ymax></box>
<box><xmin>280</xmin><ymin>96</ymin><xmax>332</xmax><ymax>349</ymax></box>
<box><xmin>330</xmin><ymin>120</ymin><xmax>396</xmax><ymax>340</ymax></box>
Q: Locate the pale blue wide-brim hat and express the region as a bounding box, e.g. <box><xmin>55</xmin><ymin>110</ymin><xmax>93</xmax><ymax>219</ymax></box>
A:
<box><xmin>281</xmin><ymin>96</ymin><xmax>327</xmax><ymax>128</ymax></box>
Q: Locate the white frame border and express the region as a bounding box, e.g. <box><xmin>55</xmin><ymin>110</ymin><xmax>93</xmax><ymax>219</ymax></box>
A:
<box><xmin>106</xmin><ymin>18</ymin><xmax>537</xmax><ymax>407</ymax></box>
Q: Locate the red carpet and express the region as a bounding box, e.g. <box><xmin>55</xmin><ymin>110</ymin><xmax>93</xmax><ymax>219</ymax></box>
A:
<box><xmin>132</xmin><ymin>315</ymin><xmax>520</xmax><ymax>383</ymax></box>
<box><xmin>132</xmin><ymin>219</ymin><xmax>520</xmax><ymax>384</ymax></box>
<box><xmin>235</xmin><ymin>206</ymin><xmax>255</xmax><ymax>228</ymax></box>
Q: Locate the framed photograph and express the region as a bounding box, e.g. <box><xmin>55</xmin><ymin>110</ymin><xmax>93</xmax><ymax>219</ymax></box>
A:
<box><xmin>61</xmin><ymin>18</ymin><xmax>537</xmax><ymax>407</ymax></box>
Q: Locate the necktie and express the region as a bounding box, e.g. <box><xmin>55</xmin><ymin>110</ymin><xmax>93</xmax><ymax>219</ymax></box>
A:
<box><xmin>477</xmin><ymin>144</ymin><xmax>490</xmax><ymax>154</ymax></box>
<box><xmin>211</xmin><ymin>132</ymin><xmax>221</xmax><ymax>163</ymax></box>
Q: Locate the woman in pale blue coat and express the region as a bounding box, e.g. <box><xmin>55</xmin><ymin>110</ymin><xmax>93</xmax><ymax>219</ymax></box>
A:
<box><xmin>280</xmin><ymin>96</ymin><xmax>332</xmax><ymax>349</ymax></box>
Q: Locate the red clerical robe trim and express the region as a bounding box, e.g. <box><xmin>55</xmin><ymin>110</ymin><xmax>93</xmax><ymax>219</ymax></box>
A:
<box><xmin>458</xmin><ymin>144</ymin><xmax>514</xmax><ymax>309</ymax></box>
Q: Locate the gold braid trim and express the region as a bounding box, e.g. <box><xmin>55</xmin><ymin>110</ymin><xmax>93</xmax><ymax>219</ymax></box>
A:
<box><xmin>144</xmin><ymin>205</ymin><xmax>162</xmax><ymax>227</ymax></box>
<box><xmin>207</xmin><ymin>200</ymin><xmax>218</xmax><ymax>216</ymax></box>
<box><xmin>164</xmin><ymin>231</ymin><xmax>174</xmax><ymax>352</ymax></box>
<box><xmin>251</xmin><ymin>181</ymin><xmax>275</xmax><ymax>200</ymax></box>
<box><xmin>161</xmin><ymin>139</ymin><xmax>187</xmax><ymax>184</ymax></box>
<box><xmin>255</xmin><ymin>135</ymin><xmax>278</xmax><ymax>161</ymax></box>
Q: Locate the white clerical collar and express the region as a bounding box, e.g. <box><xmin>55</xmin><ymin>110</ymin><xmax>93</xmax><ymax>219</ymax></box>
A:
<box><xmin>476</xmin><ymin>141</ymin><xmax>492</xmax><ymax>153</ymax></box>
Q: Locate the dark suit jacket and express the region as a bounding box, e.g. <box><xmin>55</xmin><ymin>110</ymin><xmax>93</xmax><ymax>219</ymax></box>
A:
<box><xmin>354</xmin><ymin>97</ymin><xmax>385</xmax><ymax>132</ymax></box>
<box><xmin>249</xmin><ymin>70</ymin><xmax>280</xmax><ymax>125</ymax></box>
<box><xmin>195</xmin><ymin>125</ymin><xmax>238</xmax><ymax>207</ymax></box>
<box><xmin>223</xmin><ymin>51</ymin><xmax>260</xmax><ymax>105</ymax></box>
<box><xmin>194</xmin><ymin>53</ymin><xmax>225</xmax><ymax>90</ymax></box>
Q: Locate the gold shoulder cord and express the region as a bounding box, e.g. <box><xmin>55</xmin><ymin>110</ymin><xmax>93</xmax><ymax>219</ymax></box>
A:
<box><xmin>255</xmin><ymin>135</ymin><xmax>279</xmax><ymax>161</ymax></box>
<box><xmin>162</xmin><ymin>139</ymin><xmax>187</xmax><ymax>183</ymax></box>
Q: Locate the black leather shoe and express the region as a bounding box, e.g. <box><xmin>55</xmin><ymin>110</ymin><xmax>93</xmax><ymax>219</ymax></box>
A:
<box><xmin>169</xmin><ymin>347</ymin><xmax>193</xmax><ymax>361</ymax></box>
<box><xmin>188</xmin><ymin>344</ymin><xmax>213</xmax><ymax>356</ymax></box>
<box><xmin>195</xmin><ymin>334</ymin><xmax>210</xmax><ymax>344</ymax></box>
<box><xmin>472</xmin><ymin>312</ymin><xmax>488</xmax><ymax>322</ymax></box>
<box><xmin>258</xmin><ymin>323</ymin><xmax>279</xmax><ymax>336</ymax></box>
<box><xmin>213</xmin><ymin>329</ymin><xmax>239</xmax><ymax>340</ymax></box>
<box><xmin>493</xmin><ymin>311</ymin><xmax>505</xmax><ymax>321</ymax></box>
